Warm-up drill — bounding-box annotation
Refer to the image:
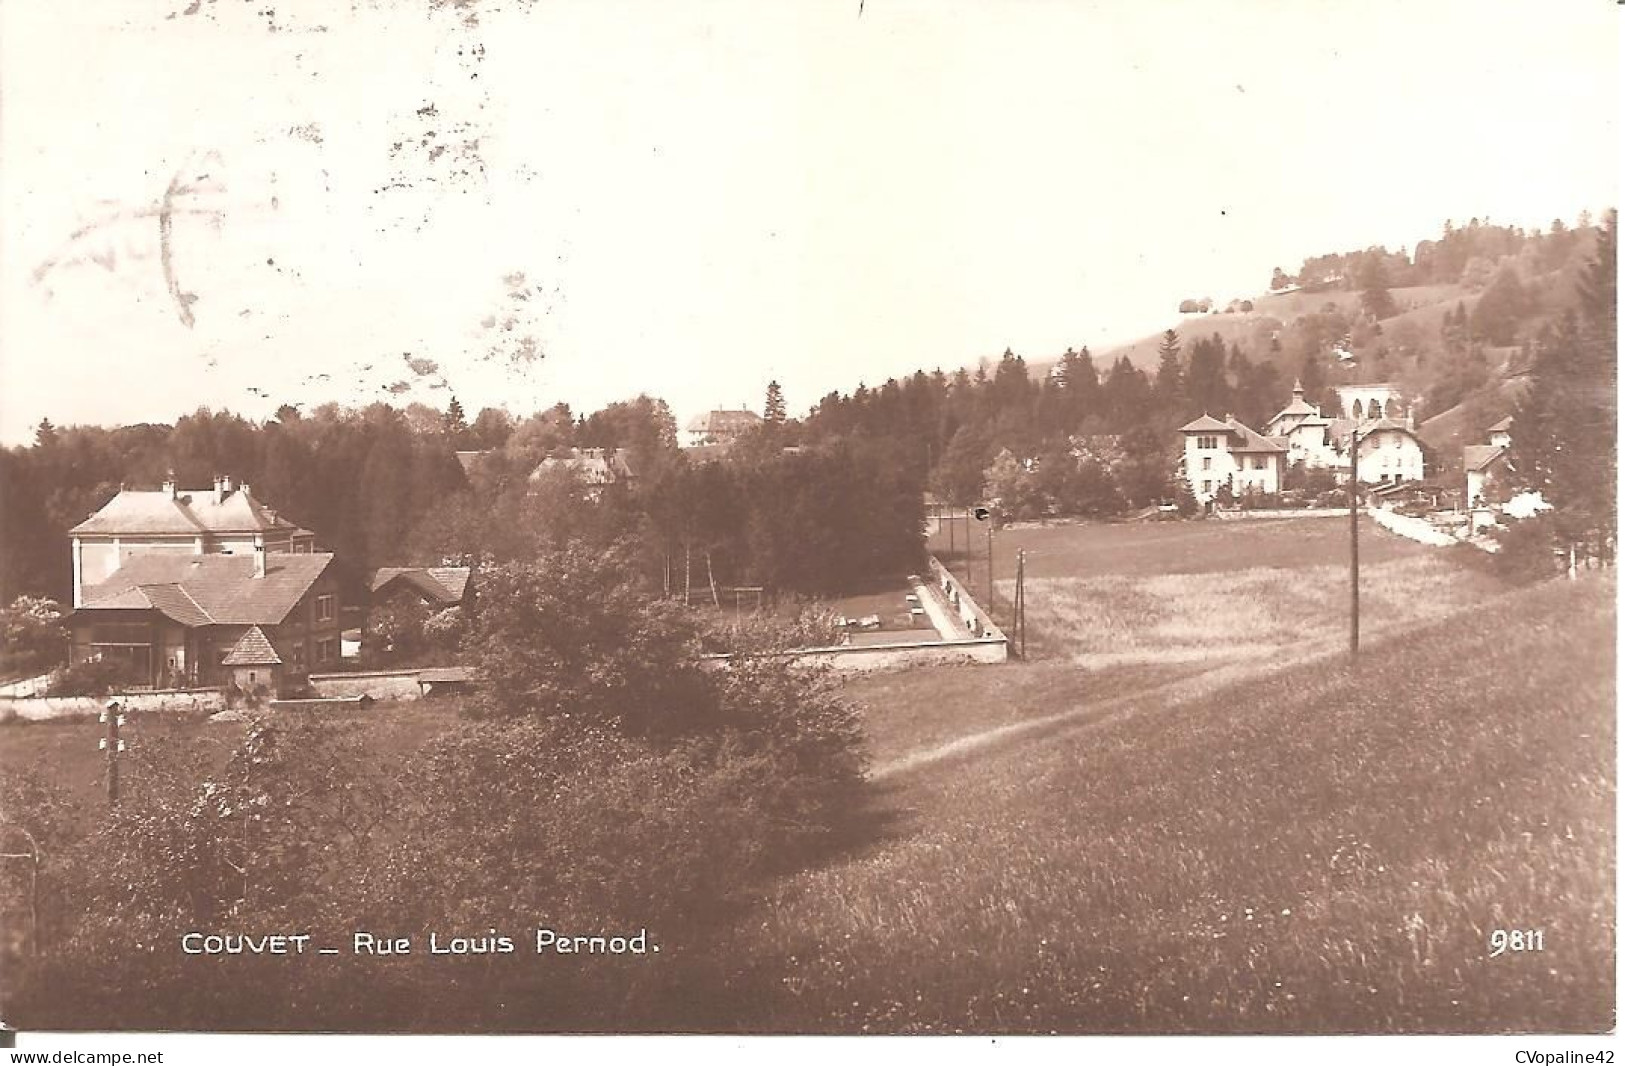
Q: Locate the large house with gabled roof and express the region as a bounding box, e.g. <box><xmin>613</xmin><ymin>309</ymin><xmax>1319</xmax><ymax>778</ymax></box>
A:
<box><xmin>1178</xmin><ymin>413</ymin><xmax>1287</xmax><ymax>505</ymax></box>
<box><xmin>68</xmin><ymin>475</ymin><xmax>315</xmax><ymax>608</ymax></box>
<box><xmin>68</xmin><ymin>551</ymin><xmax>341</xmax><ymax>691</ymax></box>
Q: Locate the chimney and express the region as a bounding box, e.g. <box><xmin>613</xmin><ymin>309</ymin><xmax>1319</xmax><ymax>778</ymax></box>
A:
<box><xmin>162</xmin><ymin>470</ymin><xmax>177</xmax><ymax>499</ymax></box>
<box><xmin>214</xmin><ymin>475</ymin><xmax>226</xmax><ymax>504</ymax></box>
<box><xmin>1406</xmin><ymin>408</ymin><xmax>1415</xmax><ymax>432</ymax></box>
<box><xmin>238</xmin><ymin>482</ymin><xmax>252</xmax><ymax>500</ymax></box>
<box><xmin>252</xmin><ymin>543</ymin><xmax>266</xmax><ymax>579</ymax></box>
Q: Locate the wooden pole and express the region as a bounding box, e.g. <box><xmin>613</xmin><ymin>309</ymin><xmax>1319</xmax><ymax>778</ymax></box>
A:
<box><xmin>1349</xmin><ymin>432</ymin><xmax>1360</xmax><ymax>661</ymax></box>
<box><xmin>986</xmin><ymin>518</ymin><xmax>995</xmax><ymax>622</ymax></box>
<box><xmin>103</xmin><ymin>701</ymin><xmax>122</xmax><ymax>806</ymax></box>
<box><xmin>1016</xmin><ymin>548</ymin><xmax>1026</xmax><ymax>659</ymax></box>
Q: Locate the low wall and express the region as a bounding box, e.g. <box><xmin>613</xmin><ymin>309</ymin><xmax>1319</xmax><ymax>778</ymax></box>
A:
<box><xmin>1</xmin><ymin>687</ymin><xmax>226</xmax><ymax>722</ymax></box>
<box><xmin>307</xmin><ymin>669</ymin><xmax>426</xmax><ymax>701</ymax></box>
<box><xmin>926</xmin><ymin>555</ymin><xmax>1009</xmax><ymax>644</ymax></box>
<box><xmin>1369</xmin><ymin>505</ymin><xmax>1458</xmax><ymax>547</ymax></box>
<box><xmin>704</xmin><ymin>635</ymin><xmax>1008</xmax><ymax>673</ymax></box>
<box><xmin>0</xmin><ymin>672</ymin><xmax>54</xmax><ymax>698</ymax></box>
<box><xmin>1213</xmin><ymin>507</ymin><xmax>1352</xmax><ymax>520</ymax></box>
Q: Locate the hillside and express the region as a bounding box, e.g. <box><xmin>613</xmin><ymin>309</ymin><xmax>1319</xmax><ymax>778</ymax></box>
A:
<box><xmin>718</xmin><ymin>573</ymin><xmax>1615</xmax><ymax>1033</ymax></box>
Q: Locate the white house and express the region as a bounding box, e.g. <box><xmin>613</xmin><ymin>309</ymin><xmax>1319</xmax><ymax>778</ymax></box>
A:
<box><xmin>1465</xmin><ymin>416</ymin><xmax>1514</xmax><ymax>507</ymax></box>
<box><xmin>682</xmin><ymin>409</ymin><xmax>763</xmax><ymax>448</ymax></box>
<box><xmin>68</xmin><ymin>475</ymin><xmax>316</xmax><ymax>609</ymax></box>
<box><xmin>1348</xmin><ymin>417</ymin><xmax>1426</xmax><ymax>485</ymax></box>
<box><xmin>1179</xmin><ymin>414</ymin><xmax>1286</xmax><ymax>505</ymax></box>
<box><xmin>1262</xmin><ymin>381</ymin><xmax>1426</xmax><ymax>486</ymax></box>
<box><xmin>1264</xmin><ymin>380</ymin><xmax>1340</xmax><ymax>469</ymax></box>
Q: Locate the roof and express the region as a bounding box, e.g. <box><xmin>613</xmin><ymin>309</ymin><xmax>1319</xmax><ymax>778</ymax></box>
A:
<box><xmin>1488</xmin><ymin>416</ymin><xmax>1514</xmax><ymax>433</ymax></box>
<box><xmin>417</xmin><ymin>666</ymin><xmax>479</xmax><ymax>684</ymax></box>
<box><xmin>1178</xmin><ymin>414</ymin><xmax>1235</xmax><ymax>434</ymax></box>
<box><xmin>222</xmin><ymin>625</ymin><xmax>283</xmax><ymax>666</ymax></box>
<box><xmin>371</xmin><ymin>566</ymin><xmax>470</xmax><ymax>606</ymax></box>
<box><xmin>454</xmin><ymin>450</ymin><xmax>488</xmax><ymax>476</ymax></box>
<box><xmin>1464</xmin><ymin>445</ymin><xmax>1509</xmax><ymax>472</ymax></box>
<box><xmin>70</xmin><ymin>484</ymin><xmax>312</xmax><ymax>538</ymax></box>
<box><xmin>531</xmin><ymin>447</ymin><xmax>635</xmax><ymax>486</ymax></box>
<box><xmin>1224</xmin><ymin>419</ymin><xmax>1288</xmax><ymax>453</ymax></box>
<box><xmin>1266</xmin><ymin>397</ymin><xmax>1319</xmax><ymax>425</ymax></box>
<box><xmin>79</xmin><ymin>553</ymin><xmax>335</xmax><ymax>627</ymax></box>
<box><xmin>1361</xmin><ymin>417</ymin><xmax>1417</xmax><ymax>437</ymax></box>
<box><xmin>681</xmin><ymin>441</ymin><xmax>735</xmax><ymax>463</ymax></box>
<box><xmin>684</xmin><ymin>409</ymin><xmax>763</xmax><ymax>435</ymax></box>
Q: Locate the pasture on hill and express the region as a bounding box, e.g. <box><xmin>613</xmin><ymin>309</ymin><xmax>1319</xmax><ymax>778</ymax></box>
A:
<box><xmin>719</xmin><ymin>573</ymin><xmax>1614</xmax><ymax>1033</ymax></box>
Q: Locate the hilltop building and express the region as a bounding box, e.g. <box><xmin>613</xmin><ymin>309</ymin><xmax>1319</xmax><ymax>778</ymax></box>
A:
<box><xmin>683</xmin><ymin>409</ymin><xmax>762</xmax><ymax>448</ymax></box>
<box><xmin>68</xmin><ymin>475</ymin><xmax>315</xmax><ymax>608</ymax></box>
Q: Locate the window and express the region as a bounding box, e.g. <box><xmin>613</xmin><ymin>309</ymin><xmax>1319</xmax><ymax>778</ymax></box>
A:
<box><xmin>1253</xmin><ymin>456</ymin><xmax>1267</xmax><ymax>470</ymax></box>
<box><xmin>315</xmin><ymin>639</ymin><xmax>336</xmax><ymax>664</ymax></box>
<box><xmin>1202</xmin><ymin>479</ymin><xmax>1213</xmax><ymax>494</ymax></box>
<box><xmin>1202</xmin><ymin>457</ymin><xmax>1212</xmax><ymax>471</ymax></box>
<box><xmin>315</xmin><ymin>593</ymin><xmax>337</xmax><ymax>623</ymax></box>
<box><xmin>1196</xmin><ymin>435</ymin><xmax>1220</xmax><ymax>451</ymax></box>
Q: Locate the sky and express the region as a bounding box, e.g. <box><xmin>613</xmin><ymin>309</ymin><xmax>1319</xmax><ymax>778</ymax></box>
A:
<box><xmin>0</xmin><ymin>0</ymin><xmax>1617</xmax><ymax>444</ymax></box>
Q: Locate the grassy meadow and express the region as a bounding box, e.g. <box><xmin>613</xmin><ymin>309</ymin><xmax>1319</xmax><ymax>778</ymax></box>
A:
<box><xmin>716</xmin><ymin>573</ymin><xmax>1615</xmax><ymax>1033</ymax></box>
<box><xmin>1</xmin><ymin>517</ymin><xmax>1612</xmax><ymax>1033</ymax></box>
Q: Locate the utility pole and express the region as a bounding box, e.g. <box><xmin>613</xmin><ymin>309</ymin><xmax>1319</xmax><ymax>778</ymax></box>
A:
<box><xmin>1016</xmin><ymin>548</ymin><xmax>1027</xmax><ymax>659</ymax></box>
<box><xmin>0</xmin><ymin>825</ymin><xmax>40</xmax><ymax>956</ymax></box>
<box><xmin>100</xmin><ymin>700</ymin><xmax>126</xmax><ymax>805</ymax></box>
<box><xmin>1349</xmin><ymin>430</ymin><xmax>1361</xmax><ymax>661</ymax></box>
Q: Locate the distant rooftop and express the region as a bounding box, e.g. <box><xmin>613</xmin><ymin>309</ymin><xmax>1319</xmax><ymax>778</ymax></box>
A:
<box><xmin>70</xmin><ymin>478</ymin><xmax>312</xmax><ymax>539</ymax></box>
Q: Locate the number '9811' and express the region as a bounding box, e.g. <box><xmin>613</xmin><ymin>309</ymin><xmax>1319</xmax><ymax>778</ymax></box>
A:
<box><xmin>1489</xmin><ymin>929</ymin><xmax>1544</xmax><ymax>957</ymax></box>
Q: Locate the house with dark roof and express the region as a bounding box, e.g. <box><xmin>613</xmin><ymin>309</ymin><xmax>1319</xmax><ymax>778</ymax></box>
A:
<box><xmin>1465</xmin><ymin>417</ymin><xmax>1515</xmax><ymax>507</ymax></box>
<box><xmin>682</xmin><ymin>408</ymin><xmax>762</xmax><ymax>448</ymax></box>
<box><xmin>370</xmin><ymin>566</ymin><xmax>472</xmax><ymax>609</ymax></box>
<box><xmin>1178</xmin><ymin>413</ymin><xmax>1287</xmax><ymax>506</ymax></box>
<box><xmin>68</xmin><ymin>552</ymin><xmax>341</xmax><ymax>691</ymax></box>
<box><xmin>68</xmin><ymin>475</ymin><xmax>315</xmax><ymax>609</ymax></box>
<box><xmin>529</xmin><ymin>447</ymin><xmax>636</xmax><ymax>498</ymax></box>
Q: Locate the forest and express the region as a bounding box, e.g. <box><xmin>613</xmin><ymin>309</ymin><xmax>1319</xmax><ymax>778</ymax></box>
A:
<box><xmin>0</xmin><ymin>211</ymin><xmax>1612</xmax><ymax>615</ymax></box>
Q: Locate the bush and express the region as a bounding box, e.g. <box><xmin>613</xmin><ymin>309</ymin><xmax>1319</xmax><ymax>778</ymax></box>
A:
<box><xmin>0</xmin><ymin>596</ymin><xmax>66</xmax><ymax>679</ymax></box>
<box><xmin>1490</xmin><ymin>514</ymin><xmax>1563</xmax><ymax>584</ymax></box>
<box><xmin>47</xmin><ymin>657</ymin><xmax>141</xmax><ymax>697</ymax></box>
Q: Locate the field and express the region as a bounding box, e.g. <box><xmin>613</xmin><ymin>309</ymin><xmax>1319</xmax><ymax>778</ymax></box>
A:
<box><xmin>0</xmin><ymin>517</ymin><xmax>1612</xmax><ymax>1034</ymax></box>
<box><xmin>715</xmin><ymin>571</ymin><xmax>1615</xmax><ymax>1033</ymax></box>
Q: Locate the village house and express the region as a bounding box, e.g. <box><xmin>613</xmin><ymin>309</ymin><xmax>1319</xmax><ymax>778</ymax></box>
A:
<box><xmin>1465</xmin><ymin>416</ymin><xmax>1515</xmax><ymax>507</ymax></box>
<box><xmin>1178</xmin><ymin>414</ymin><xmax>1287</xmax><ymax>506</ymax></box>
<box><xmin>528</xmin><ymin>447</ymin><xmax>636</xmax><ymax>498</ymax></box>
<box><xmin>1257</xmin><ymin>382</ymin><xmax>1427</xmax><ymax>486</ymax></box>
<box><xmin>68</xmin><ymin>475</ymin><xmax>315</xmax><ymax>608</ymax></box>
<box><xmin>370</xmin><ymin>565</ymin><xmax>472</xmax><ymax>610</ymax></box>
<box><xmin>68</xmin><ymin>550</ymin><xmax>341</xmax><ymax>692</ymax></box>
<box><xmin>682</xmin><ymin>408</ymin><xmax>762</xmax><ymax>448</ymax></box>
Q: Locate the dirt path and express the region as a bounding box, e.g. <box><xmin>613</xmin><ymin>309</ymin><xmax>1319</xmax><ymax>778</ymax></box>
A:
<box><xmin>868</xmin><ymin>638</ymin><xmax>1339</xmax><ymax>781</ymax></box>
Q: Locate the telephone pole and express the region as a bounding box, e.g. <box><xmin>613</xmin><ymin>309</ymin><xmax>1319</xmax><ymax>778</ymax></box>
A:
<box><xmin>100</xmin><ymin>700</ymin><xmax>126</xmax><ymax>805</ymax></box>
<box><xmin>1349</xmin><ymin>430</ymin><xmax>1361</xmax><ymax>661</ymax></box>
<box><xmin>1015</xmin><ymin>548</ymin><xmax>1027</xmax><ymax>659</ymax></box>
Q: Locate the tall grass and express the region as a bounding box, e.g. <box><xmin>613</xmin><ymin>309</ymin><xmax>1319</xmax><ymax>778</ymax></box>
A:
<box><xmin>717</xmin><ymin>576</ymin><xmax>1614</xmax><ymax>1033</ymax></box>
<box><xmin>1009</xmin><ymin>555</ymin><xmax>1507</xmax><ymax>664</ymax></box>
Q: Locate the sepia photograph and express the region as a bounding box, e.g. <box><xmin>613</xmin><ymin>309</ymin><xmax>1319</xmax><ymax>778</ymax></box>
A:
<box><xmin>0</xmin><ymin>0</ymin><xmax>1616</xmax><ymax>1056</ymax></box>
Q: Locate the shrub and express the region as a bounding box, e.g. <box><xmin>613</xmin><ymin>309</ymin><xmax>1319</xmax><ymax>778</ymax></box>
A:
<box><xmin>48</xmin><ymin>657</ymin><xmax>141</xmax><ymax>697</ymax></box>
<box><xmin>1490</xmin><ymin>514</ymin><xmax>1563</xmax><ymax>584</ymax></box>
<box><xmin>0</xmin><ymin>596</ymin><xmax>66</xmax><ymax>679</ymax></box>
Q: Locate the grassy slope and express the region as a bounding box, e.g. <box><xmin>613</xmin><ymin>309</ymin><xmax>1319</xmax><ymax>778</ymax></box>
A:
<box><xmin>722</xmin><ymin>574</ymin><xmax>1615</xmax><ymax>1034</ymax></box>
<box><xmin>1027</xmin><ymin>284</ymin><xmax>1470</xmax><ymax>377</ymax></box>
